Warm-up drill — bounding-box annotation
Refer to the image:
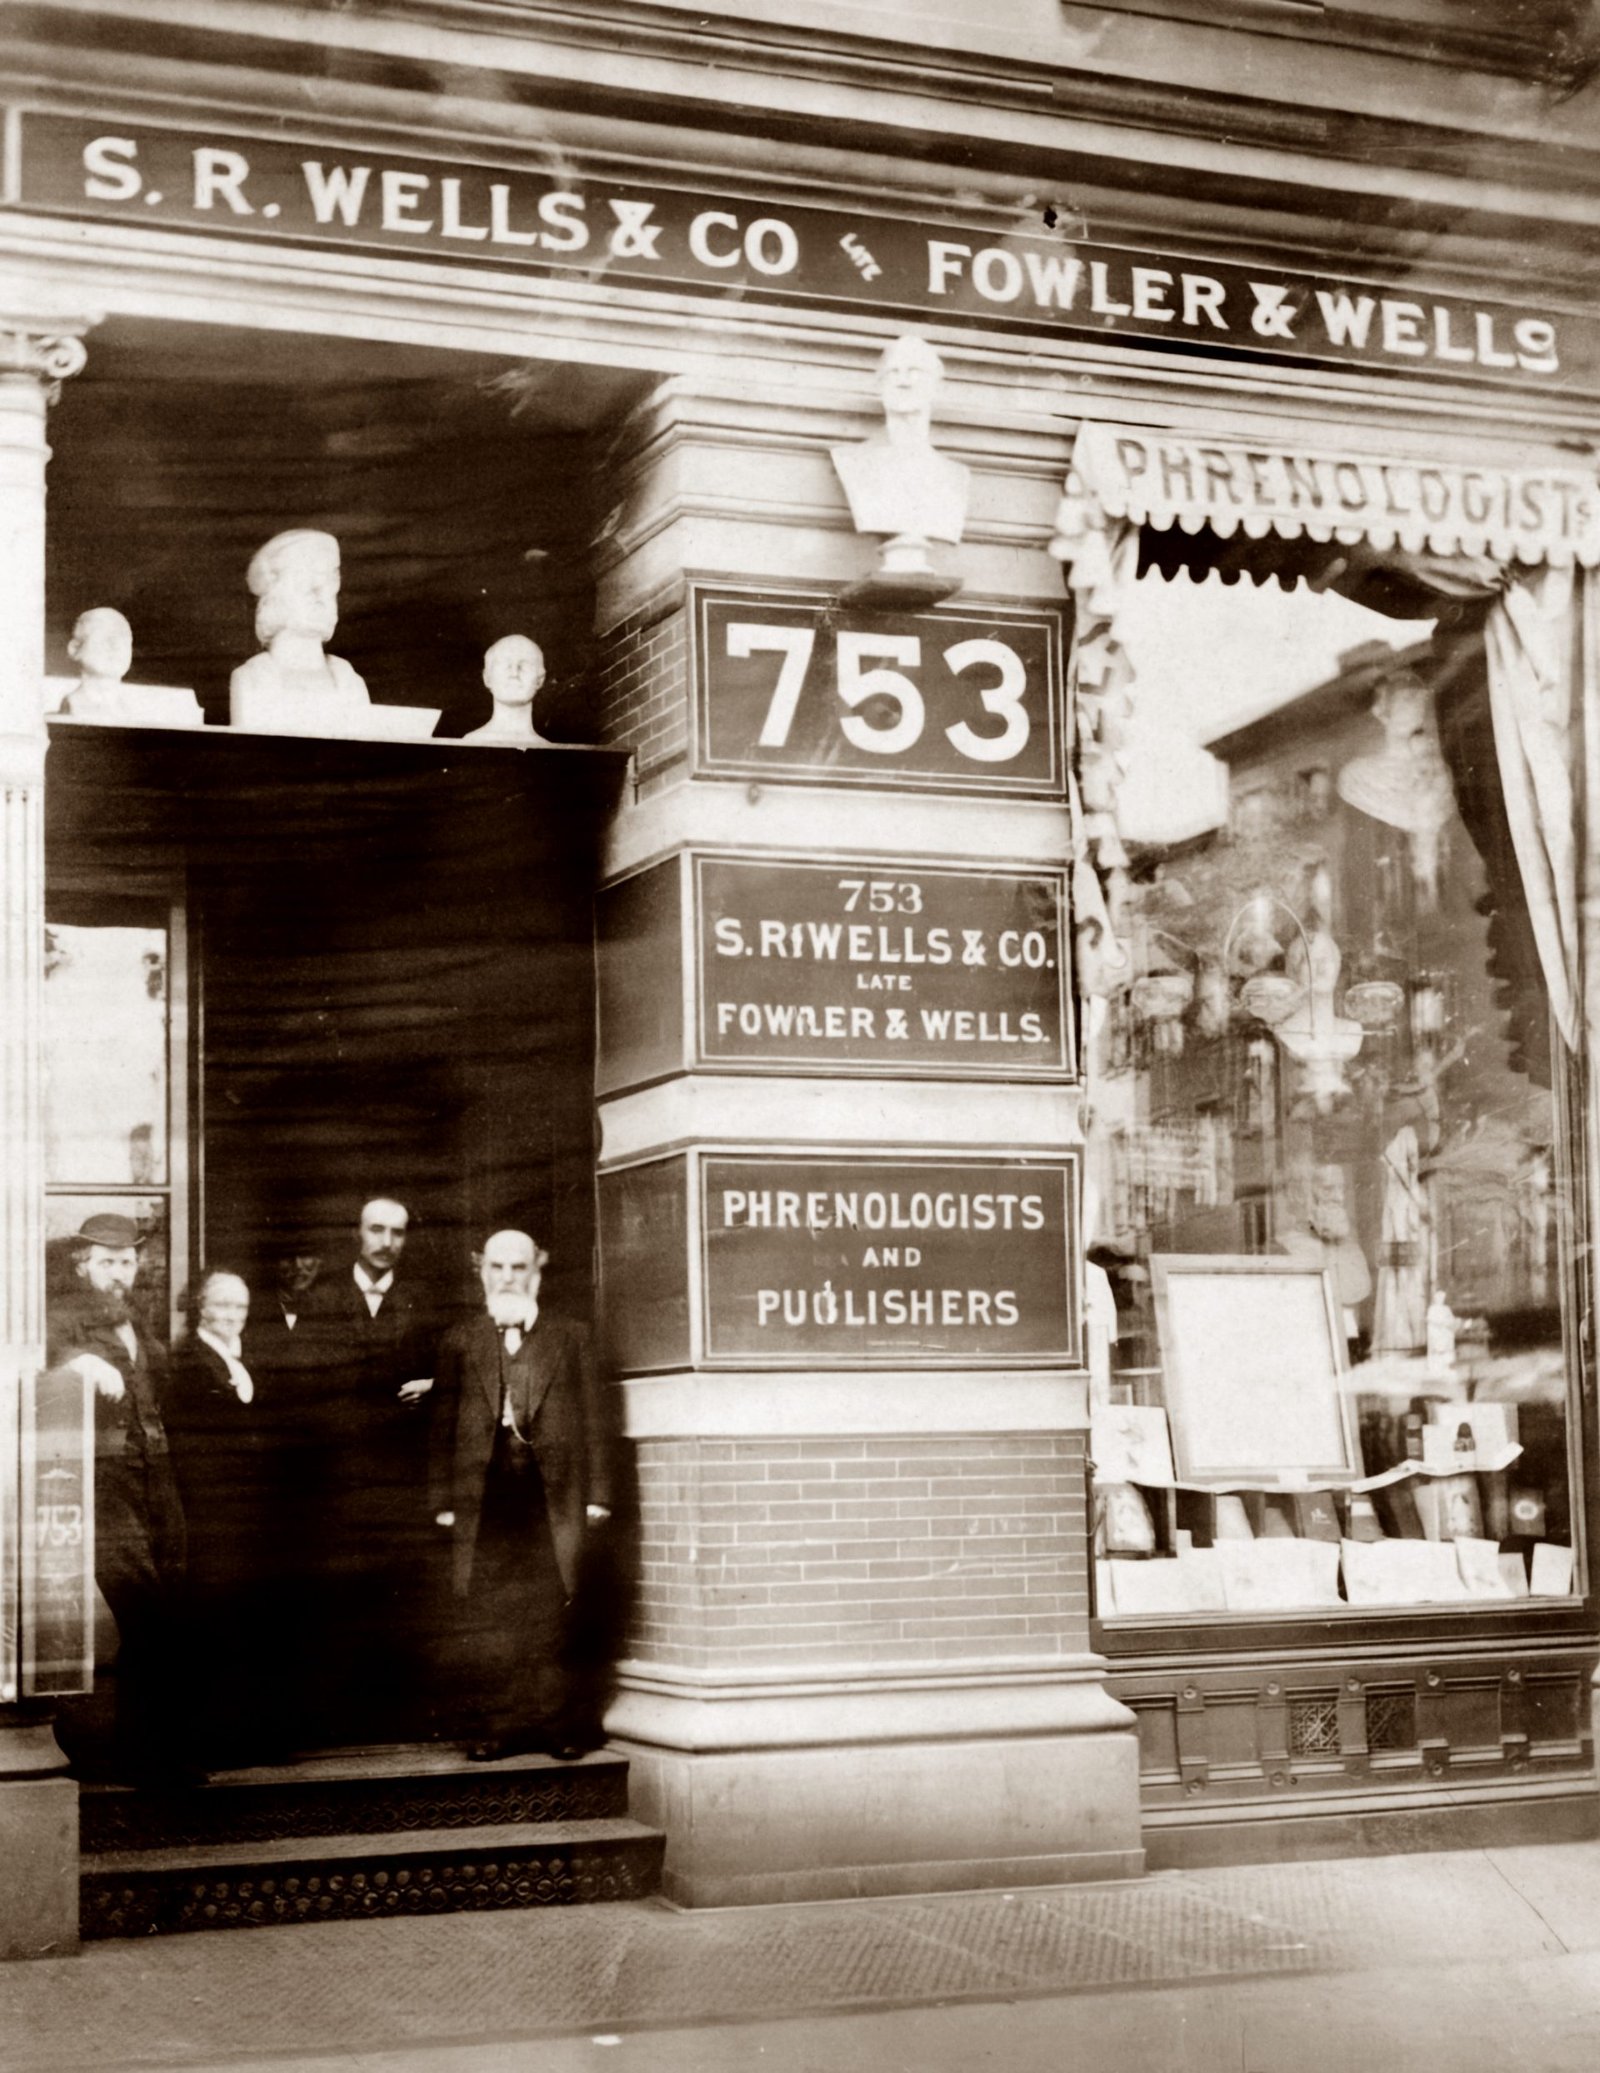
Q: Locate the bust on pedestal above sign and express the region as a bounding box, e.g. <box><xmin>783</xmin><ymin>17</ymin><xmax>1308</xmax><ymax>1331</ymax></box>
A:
<box><xmin>831</xmin><ymin>335</ymin><xmax>970</xmax><ymax>608</ymax></box>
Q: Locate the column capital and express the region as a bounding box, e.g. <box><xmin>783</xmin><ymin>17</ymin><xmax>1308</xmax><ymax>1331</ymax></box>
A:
<box><xmin>0</xmin><ymin>319</ymin><xmax>95</xmax><ymax>401</ymax></box>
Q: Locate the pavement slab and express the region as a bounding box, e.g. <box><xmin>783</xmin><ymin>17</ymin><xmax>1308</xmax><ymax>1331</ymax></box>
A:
<box><xmin>1</xmin><ymin>1841</ymin><xmax>1597</xmax><ymax>2073</ymax></box>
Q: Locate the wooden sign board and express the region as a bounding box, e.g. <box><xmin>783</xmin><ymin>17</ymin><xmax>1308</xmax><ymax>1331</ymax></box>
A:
<box><xmin>691</xmin><ymin>585</ymin><xmax>1067</xmax><ymax>797</ymax></box>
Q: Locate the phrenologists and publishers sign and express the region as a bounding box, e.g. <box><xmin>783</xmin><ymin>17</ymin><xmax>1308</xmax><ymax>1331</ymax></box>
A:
<box><xmin>695</xmin><ymin>855</ymin><xmax>1070</xmax><ymax>1075</ymax></box>
<box><xmin>10</xmin><ymin>112</ymin><xmax>1588</xmax><ymax>388</ymax></box>
<box><xmin>700</xmin><ymin>1154</ymin><xmax>1080</xmax><ymax>1366</ymax></box>
<box><xmin>691</xmin><ymin>586</ymin><xmax>1065</xmax><ymax>796</ymax></box>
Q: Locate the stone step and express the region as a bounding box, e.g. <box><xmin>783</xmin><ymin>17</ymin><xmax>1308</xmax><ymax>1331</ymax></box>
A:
<box><xmin>81</xmin><ymin>1816</ymin><xmax>666</xmax><ymax>1938</ymax></box>
<box><xmin>80</xmin><ymin>1745</ymin><xmax>631</xmax><ymax>1853</ymax></box>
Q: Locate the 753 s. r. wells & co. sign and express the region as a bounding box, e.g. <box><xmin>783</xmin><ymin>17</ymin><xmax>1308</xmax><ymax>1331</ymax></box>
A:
<box><xmin>695</xmin><ymin>854</ymin><xmax>1071</xmax><ymax>1076</ymax></box>
<box><xmin>6</xmin><ymin>112</ymin><xmax>1592</xmax><ymax>389</ymax></box>
<box><xmin>700</xmin><ymin>1154</ymin><xmax>1080</xmax><ymax>1366</ymax></box>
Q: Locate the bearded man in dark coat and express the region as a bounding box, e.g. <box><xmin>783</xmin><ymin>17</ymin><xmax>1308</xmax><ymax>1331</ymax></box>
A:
<box><xmin>429</xmin><ymin>1229</ymin><xmax>611</xmax><ymax>1761</ymax></box>
<box><xmin>46</xmin><ymin>1211</ymin><xmax>194</xmax><ymax>1784</ymax></box>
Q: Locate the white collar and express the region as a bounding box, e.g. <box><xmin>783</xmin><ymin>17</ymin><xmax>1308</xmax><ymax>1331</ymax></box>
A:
<box><xmin>354</xmin><ymin>1262</ymin><xmax>395</xmax><ymax>1294</ymax></box>
<box><xmin>197</xmin><ymin>1329</ymin><xmax>255</xmax><ymax>1403</ymax></box>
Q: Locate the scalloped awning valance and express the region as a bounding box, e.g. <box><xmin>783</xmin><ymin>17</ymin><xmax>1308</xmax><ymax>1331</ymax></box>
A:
<box><xmin>1061</xmin><ymin>424</ymin><xmax>1600</xmax><ymax>569</ymax></box>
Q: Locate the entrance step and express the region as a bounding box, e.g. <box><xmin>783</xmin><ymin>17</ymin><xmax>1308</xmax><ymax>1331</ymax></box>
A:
<box><xmin>80</xmin><ymin>1746</ymin><xmax>664</xmax><ymax>1938</ymax></box>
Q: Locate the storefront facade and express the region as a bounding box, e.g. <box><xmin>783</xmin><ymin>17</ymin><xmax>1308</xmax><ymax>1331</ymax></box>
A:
<box><xmin>2</xmin><ymin>0</ymin><xmax>1597</xmax><ymax>1951</ymax></box>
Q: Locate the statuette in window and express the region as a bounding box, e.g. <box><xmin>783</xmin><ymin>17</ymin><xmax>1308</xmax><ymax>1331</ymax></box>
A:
<box><xmin>1335</xmin><ymin>670</ymin><xmax>1453</xmax><ymax>909</ymax></box>
<box><xmin>229</xmin><ymin>528</ymin><xmax>373</xmax><ymax>737</ymax></box>
<box><xmin>464</xmin><ymin>634</ymin><xmax>551</xmax><ymax>747</ymax></box>
<box><xmin>831</xmin><ymin>334</ymin><xmax>970</xmax><ymax>606</ymax></box>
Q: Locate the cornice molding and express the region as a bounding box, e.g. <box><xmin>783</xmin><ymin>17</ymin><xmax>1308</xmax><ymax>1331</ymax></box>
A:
<box><xmin>7</xmin><ymin>0</ymin><xmax>1600</xmax><ymax>220</ymax></box>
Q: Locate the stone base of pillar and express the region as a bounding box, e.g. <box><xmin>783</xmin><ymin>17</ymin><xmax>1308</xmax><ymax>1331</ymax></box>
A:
<box><xmin>607</xmin><ymin>1663</ymin><xmax>1144</xmax><ymax>1906</ymax></box>
<box><xmin>0</xmin><ymin>1719</ymin><xmax>78</xmax><ymax>1959</ymax></box>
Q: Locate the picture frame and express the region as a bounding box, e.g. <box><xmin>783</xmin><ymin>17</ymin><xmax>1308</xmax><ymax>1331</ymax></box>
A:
<box><xmin>1149</xmin><ymin>1255</ymin><xmax>1361</xmax><ymax>1487</ymax></box>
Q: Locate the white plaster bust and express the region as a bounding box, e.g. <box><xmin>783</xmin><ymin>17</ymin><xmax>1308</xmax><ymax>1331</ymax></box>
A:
<box><xmin>229</xmin><ymin>528</ymin><xmax>372</xmax><ymax>737</ymax></box>
<box><xmin>62</xmin><ymin>606</ymin><xmax>135</xmax><ymax>721</ymax></box>
<box><xmin>464</xmin><ymin>634</ymin><xmax>551</xmax><ymax>747</ymax></box>
<box><xmin>830</xmin><ymin>335</ymin><xmax>970</xmax><ymax>577</ymax></box>
<box><xmin>1336</xmin><ymin>670</ymin><xmax>1454</xmax><ymax>905</ymax></box>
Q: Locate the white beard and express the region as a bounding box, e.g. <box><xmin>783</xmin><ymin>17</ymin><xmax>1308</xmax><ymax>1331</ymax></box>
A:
<box><xmin>487</xmin><ymin>1291</ymin><xmax>539</xmax><ymax>1331</ymax></box>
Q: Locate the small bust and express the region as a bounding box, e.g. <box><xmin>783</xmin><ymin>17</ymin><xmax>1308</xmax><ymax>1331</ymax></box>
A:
<box><xmin>62</xmin><ymin>606</ymin><xmax>135</xmax><ymax>720</ymax></box>
<box><xmin>1336</xmin><ymin>670</ymin><xmax>1454</xmax><ymax>904</ymax></box>
<box><xmin>464</xmin><ymin>635</ymin><xmax>551</xmax><ymax>747</ymax></box>
<box><xmin>229</xmin><ymin>528</ymin><xmax>372</xmax><ymax>737</ymax></box>
<box><xmin>830</xmin><ymin>334</ymin><xmax>970</xmax><ymax>581</ymax></box>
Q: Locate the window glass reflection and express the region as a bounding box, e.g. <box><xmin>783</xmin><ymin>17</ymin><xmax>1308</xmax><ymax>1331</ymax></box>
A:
<box><xmin>1090</xmin><ymin>574</ymin><xmax>1576</xmax><ymax>1620</ymax></box>
<box><xmin>44</xmin><ymin>922</ymin><xmax>169</xmax><ymax>1186</ymax></box>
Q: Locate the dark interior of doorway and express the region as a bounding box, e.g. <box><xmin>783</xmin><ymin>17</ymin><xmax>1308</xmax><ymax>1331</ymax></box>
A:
<box><xmin>40</xmin><ymin>317</ymin><xmax>650</xmax><ymax>1756</ymax></box>
<box><xmin>48</xmin><ymin>723</ymin><xmax>629</xmax><ymax>1756</ymax></box>
<box><xmin>43</xmin><ymin>316</ymin><xmax>651</xmax><ymax>738</ymax></box>
<box><xmin>47</xmin><ymin>721</ymin><xmax>626</xmax><ymax>1323</ymax></box>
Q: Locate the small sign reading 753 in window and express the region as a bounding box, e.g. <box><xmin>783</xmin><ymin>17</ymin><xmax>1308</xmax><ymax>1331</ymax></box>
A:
<box><xmin>690</xmin><ymin>584</ymin><xmax>1067</xmax><ymax>796</ymax></box>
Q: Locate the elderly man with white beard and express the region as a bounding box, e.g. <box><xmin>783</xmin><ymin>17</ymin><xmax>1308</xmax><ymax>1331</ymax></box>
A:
<box><xmin>428</xmin><ymin>1229</ymin><xmax>611</xmax><ymax>1762</ymax></box>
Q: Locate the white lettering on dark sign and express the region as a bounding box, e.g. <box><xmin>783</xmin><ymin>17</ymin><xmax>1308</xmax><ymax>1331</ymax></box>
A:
<box><xmin>700</xmin><ymin>1154</ymin><xmax>1080</xmax><ymax>1366</ymax></box>
<box><xmin>695</xmin><ymin>855</ymin><xmax>1070</xmax><ymax>1077</ymax></box>
<box><xmin>17</xmin><ymin>115</ymin><xmax>1588</xmax><ymax>388</ymax></box>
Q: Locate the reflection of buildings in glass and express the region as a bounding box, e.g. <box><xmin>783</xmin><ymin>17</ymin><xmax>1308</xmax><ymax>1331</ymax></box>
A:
<box><xmin>43</xmin><ymin>924</ymin><xmax>168</xmax><ymax>1186</ymax></box>
<box><xmin>1104</xmin><ymin>615</ymin><xmax>1564</xmax><ymax>1370</ymax></box>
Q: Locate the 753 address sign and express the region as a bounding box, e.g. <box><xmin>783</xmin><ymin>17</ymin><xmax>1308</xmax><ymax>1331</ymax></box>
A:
<box><xmin>691</xmin><ymin>584</ymin><xmax>1067</xmax><ymax>796</ymax></box>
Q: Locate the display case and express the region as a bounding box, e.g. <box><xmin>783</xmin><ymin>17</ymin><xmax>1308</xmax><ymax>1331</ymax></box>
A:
<box><xmin>1085</xmin><ymin>594</ymin><xmax>1585</xmax><ymax>1635</ymax></box>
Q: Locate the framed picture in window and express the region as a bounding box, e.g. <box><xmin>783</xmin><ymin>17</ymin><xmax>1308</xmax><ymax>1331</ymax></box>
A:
<box><xmin>1149</xmin><ymin>1256</ymin><xmax>1360</xmax><ymax>1486</ymax></box>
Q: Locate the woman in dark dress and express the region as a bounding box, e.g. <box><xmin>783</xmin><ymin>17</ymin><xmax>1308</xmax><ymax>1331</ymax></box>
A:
<box><xmin>164</xmin><ymin>1270</ymin><xmax>273</xmax><ymax>1759</ymax></box>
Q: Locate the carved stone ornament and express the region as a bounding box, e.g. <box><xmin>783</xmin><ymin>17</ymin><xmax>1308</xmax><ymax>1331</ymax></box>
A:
<box><xmin>0</xmin><ymin>328</ymin><xmax>89</xmax><ymax>401</ymax></box>
<box><xmin>831</xmin><ymin>334</ymin><xmax>970</xmax><ymax>607</ymax></box>
<box><xmin>1050</xmin><ymin>445</ymin><xmax>1139</xmax><ymax>1000</ymax></box>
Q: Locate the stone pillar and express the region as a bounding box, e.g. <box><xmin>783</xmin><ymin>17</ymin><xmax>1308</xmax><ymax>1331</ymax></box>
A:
<box><xmin>0</xmin><ymin>319</ymin><xmax>89</xmax><ymax>1960</ymax></box>
<box><xmin>592</xmin><ymin>368</ymin><xmax>1142</xmax><ymax>1906</ymax></box>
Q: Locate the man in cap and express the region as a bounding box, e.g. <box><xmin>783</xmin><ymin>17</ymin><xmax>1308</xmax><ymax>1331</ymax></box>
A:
<box><xmin>429</xmin><ymin>1228</ymin><xmax>612</xmax><ymax>1762</ymax></box>
<box><xmin>47</xmin><ymin>1212</ymin><xmax>193</xmax><ymax>1783</ymax></box>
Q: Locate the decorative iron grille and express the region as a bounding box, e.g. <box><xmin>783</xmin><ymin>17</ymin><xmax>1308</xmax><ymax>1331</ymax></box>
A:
<box><xmin>1365</xmin><ymin>1688</ymin><xmax>1418</xmax><ymax>1751</ymax></box>
<box><xmin>1287</xmin><ymin>1693</ymin><xmax>1341</xmax><ymax>1756</ymax></box>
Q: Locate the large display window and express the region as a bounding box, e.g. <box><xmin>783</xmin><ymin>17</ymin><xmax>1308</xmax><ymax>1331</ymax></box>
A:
<box><xmin>1060</xmin><ymin>427</ymin><xmax>1596</xmax><ymax>1629</ymax></box>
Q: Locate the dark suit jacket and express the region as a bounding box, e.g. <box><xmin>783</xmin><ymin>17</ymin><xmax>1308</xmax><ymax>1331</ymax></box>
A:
<box><xmin>429</xmin><ymin>1311</ymin><xmax>611</xmax><ymax>1599</ymax></box>
<box><xmin>299</xmin><ymin>1265</ymin><xmax>433</xmax><ymax>1436</ymax></box>
<box><xmin>46</xmin><ymin>1292</ymin><xmax>185</xmax><ymax>1599</ymax></box>
<box><xmin>296</xmin><ymin>1264</ymin><xmax>437</xmax><ymax>1562</ymax></box>
<box><xmin>163</xmin><ymin>1337</ymin><xmax>271</xmax><ymax>1596</ymax></box>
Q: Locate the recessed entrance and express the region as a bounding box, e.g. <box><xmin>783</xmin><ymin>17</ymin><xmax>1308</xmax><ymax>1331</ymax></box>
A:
<box><xmin>41</xmin><ymin>319</ymin><xmax>644</xmax><ymax>1760</ymax></box>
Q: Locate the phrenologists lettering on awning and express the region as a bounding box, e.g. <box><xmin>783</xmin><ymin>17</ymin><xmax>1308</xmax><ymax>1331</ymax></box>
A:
<box><xmin>694</xmin><ymin>855</ymin><xmax>1071</xmax><ymax>1076</ymax></box>
<box><xmin>699</xmin><ymin>1154</ymin><xmax>1080</xmax><ymax>1366</ymax></box>
<box><xmin>13</xmin><ymin>112</ymin><xmax>1594</xmax><ymax>390</ymax></box>
<box><xmin>1066</xmin><ymin>425</ymin><xmax>1600</xmax><ymax>565</ymax></box>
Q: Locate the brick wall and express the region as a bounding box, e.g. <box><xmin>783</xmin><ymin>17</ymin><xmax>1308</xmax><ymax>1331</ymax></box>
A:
<box><xmin>629</xmin><ymin>1432</ymin><xmax>1090</xmax><ymax>1671</ymax></box>
<box><xmin>595</xmin><ymin>600</ymin><xmax>689</xmax><ymax>794</ymax></box>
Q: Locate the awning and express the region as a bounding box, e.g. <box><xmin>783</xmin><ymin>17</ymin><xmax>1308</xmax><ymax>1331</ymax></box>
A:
<box><xmin>1054</xmin><ymin>423</ymin><xmax>1600</xmax><ymax>569</ymax></box>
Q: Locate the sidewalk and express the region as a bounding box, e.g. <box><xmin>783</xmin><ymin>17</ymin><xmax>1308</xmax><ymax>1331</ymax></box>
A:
<box><xmin>4</xmin><ymin>1838</ymin><xmax>1600</xmax><ymax>2073</ymax></box>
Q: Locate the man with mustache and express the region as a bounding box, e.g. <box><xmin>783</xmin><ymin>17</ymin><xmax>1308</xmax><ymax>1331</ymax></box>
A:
<box><xmin>298</xmin><ymin>1194</ymin><xmax>436</xmax><ymax>1735</ymax></box>
<box><xmin>46</xmin><ymin>1212</ymin><xmax>193</xmax><ymax>1784</ymax></box>
<box><xmin>429</xmin><ymin>1229</ymin><xmax>611</xmax><ymax>1762</ymax></box>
